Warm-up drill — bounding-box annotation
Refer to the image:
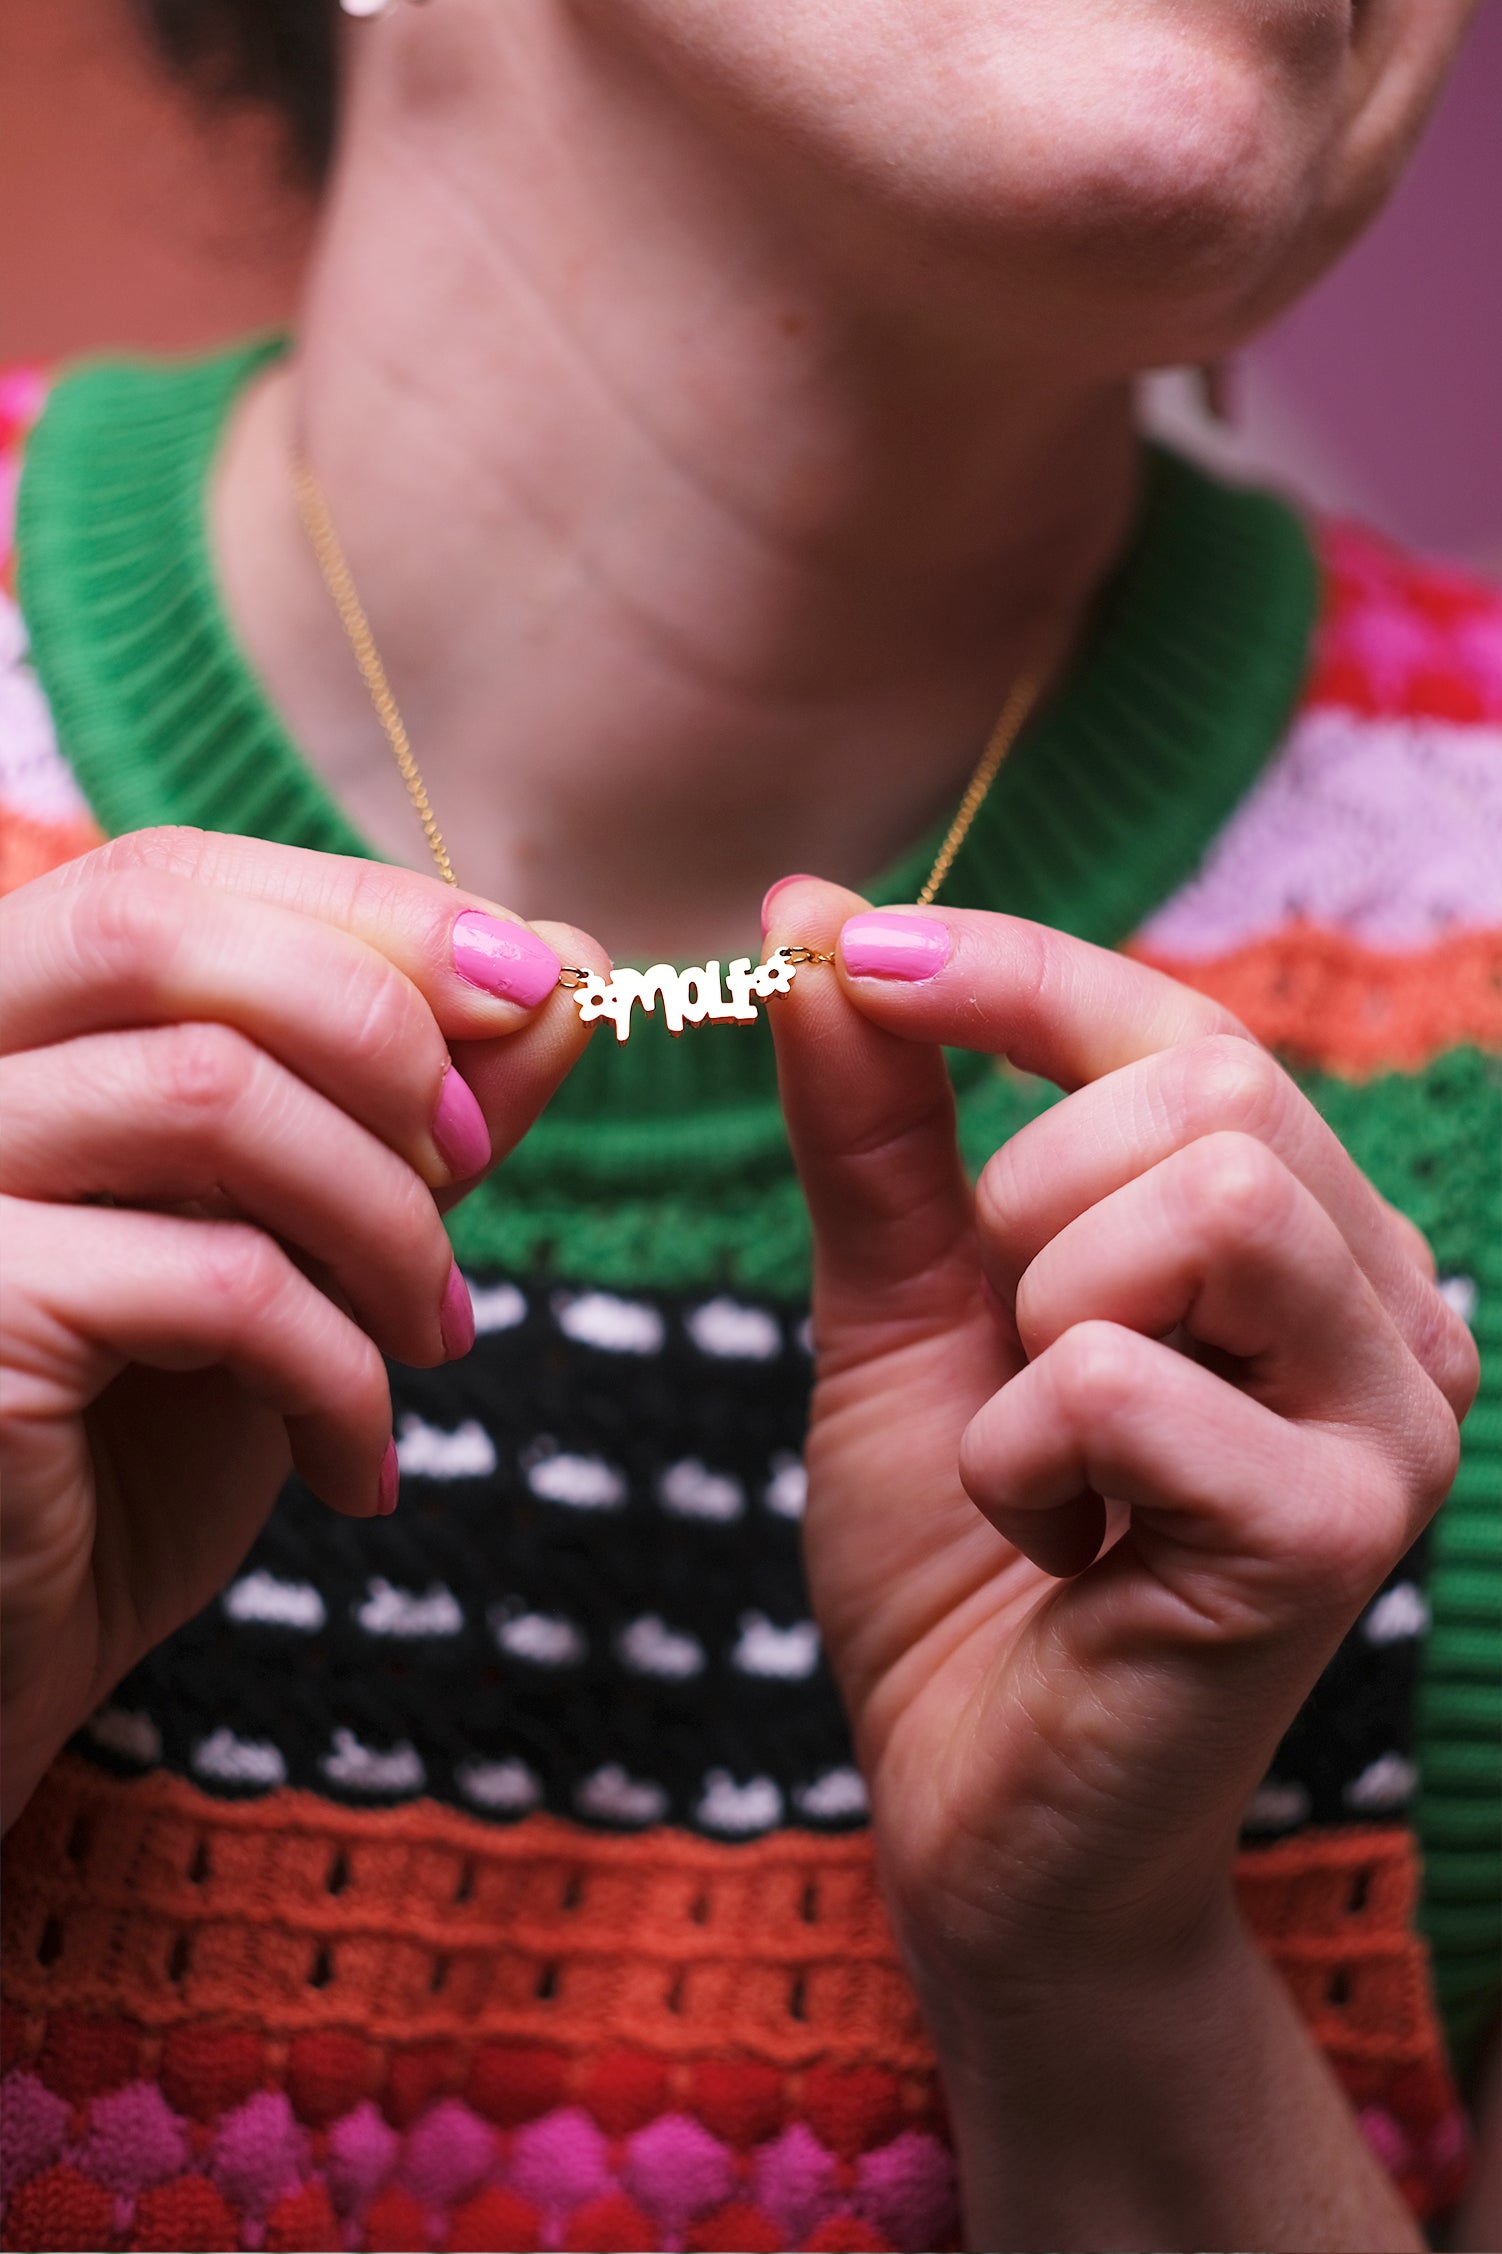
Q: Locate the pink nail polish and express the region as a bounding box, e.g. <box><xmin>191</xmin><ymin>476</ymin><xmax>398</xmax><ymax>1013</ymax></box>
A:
<box><xmin>839</xmin><ymin>910</ymin><xmax>952</xmax><ymax>981</ymax></box>
<box><xmin>378</xmin><ymin>1438</ymin><xmax>400</xmax><ymax>1516</ymax></box>
<box><xmin>452</xmin><ymin>910</ymin><xmax>560</xmax><ymax>1008</ymax></box>
<box><xmin>432</xmin><ymin>1065</ymin><xmax>491</xmax><ymax>1179</ymax></box>
<box><xmin>440</xmin><ymin>1261</ymin><xmax>475</xmax><ymax>1360</ymax></box>
<box><xmin>760</xmin><ymin>874</ymin><xmax>819</xmax><ymax>937</ymax></box>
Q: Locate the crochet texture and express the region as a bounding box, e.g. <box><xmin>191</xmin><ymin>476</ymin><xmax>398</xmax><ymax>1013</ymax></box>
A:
<box><xmin>0</xmin><ymin>352</ymin><xmax>1497</xmax><ymax>2252</ymax></box>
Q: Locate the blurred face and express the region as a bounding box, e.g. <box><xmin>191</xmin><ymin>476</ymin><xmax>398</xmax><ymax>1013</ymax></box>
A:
<box><xmin>578</xmin><ymin>0</ymin><xmax>1476</xmax><ymax>370</ymax></box>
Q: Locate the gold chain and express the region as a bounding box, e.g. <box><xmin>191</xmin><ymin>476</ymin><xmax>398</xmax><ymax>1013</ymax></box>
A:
<box><xmin>915</xmin><ymin>667</ymin><xmax>1038</xmax><ymax>906</ymax></box>
<box><xmin>292</xmin><ymin>454</ymin><xmax>457</xmax><ymax>887</ymax></box>
<box><xmin>292</xmin><ymin>453</ymin><xmax>1038</xmax><ymax>910</ymax></box>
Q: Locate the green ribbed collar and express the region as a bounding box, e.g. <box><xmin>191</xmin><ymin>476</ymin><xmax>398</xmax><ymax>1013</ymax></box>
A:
<box><xmin>20</xmin><ymin>337</ymin><xmax>1315</xmax><ymax>1168</ymax></box>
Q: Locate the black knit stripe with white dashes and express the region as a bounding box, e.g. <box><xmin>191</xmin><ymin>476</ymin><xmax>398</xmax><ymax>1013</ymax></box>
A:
<box><xmin>79</xmin><ymin>1271</ymin><xmax>1430</xmax><ymax>1843</ymax></box>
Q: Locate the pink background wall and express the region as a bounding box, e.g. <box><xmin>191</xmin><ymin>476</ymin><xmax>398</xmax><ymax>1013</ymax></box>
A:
<box><xmin>2</xmin><ymin>0</ymin><xmax>1498</xmax><ymax>567</ymax></box>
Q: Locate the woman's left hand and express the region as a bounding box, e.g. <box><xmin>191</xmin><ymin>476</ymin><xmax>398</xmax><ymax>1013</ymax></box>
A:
<box><xmin>765</xmin><ymin>878</ymin><xmax>1475</xmax><ymax>2249</ymax></box>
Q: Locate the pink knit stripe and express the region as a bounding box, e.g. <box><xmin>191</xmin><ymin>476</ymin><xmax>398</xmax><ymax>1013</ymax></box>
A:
<box><xmin>1138</xmin><ymin>707</ymin><xmax>1502</xmax><ymax>957</ymax></box>
<box><xmin>1308</xmin><ymin>521</ymin><xmax>1502</xmax><ymax>725</ymax></box>
<box><xmin>3</xmin><ymin>2064</ymin><xmax>1470</xmax><ymax>2249</ymax></box>
<box><xmin>0</xmin><ymin>2071</ymin><xmax>961</xmax><ymax>2252</ymax></box>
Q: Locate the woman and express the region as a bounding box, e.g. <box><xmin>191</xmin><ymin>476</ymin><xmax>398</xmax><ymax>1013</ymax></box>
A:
<box><xmin>1</xmin><ymin>3</ymin><xmax>1497</xmax><ymax>2248</ymax></box>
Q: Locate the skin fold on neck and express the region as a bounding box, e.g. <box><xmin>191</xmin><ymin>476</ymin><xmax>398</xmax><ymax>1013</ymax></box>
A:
<box><xmin>212</xmin><ymin>2</ymin><xmax>1145</xmax><ymax>962</ymax></box>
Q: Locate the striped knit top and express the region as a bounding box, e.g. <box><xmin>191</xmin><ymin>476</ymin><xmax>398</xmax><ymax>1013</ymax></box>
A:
<box><xmin>0</xmin><ymin>344</ymin><xmax>1498</xmax><ymax>2254</ymax></box>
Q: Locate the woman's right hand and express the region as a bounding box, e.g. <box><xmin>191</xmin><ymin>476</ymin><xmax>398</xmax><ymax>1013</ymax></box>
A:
<box><xmin>0</xmin><ymin>826</ymin><xmax>604</xmax><ymax>1830</ymax></box>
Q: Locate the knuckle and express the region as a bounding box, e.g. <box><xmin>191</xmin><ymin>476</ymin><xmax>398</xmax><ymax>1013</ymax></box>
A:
<box><xmin>1284</xmin><ymin>1442</ymin><xmax>1409</xmax><ymax>1606</ymax></box>
<box><xmin>344</xmin><ymin>856</ymin><xmax>413</xmax><ymax>940</ymax></box>
<box><xmin>190</xmin><ymin>1222</ymin><xmax>289</xmax><ymax>1332</ymax></box>
<box><xmin>974</xmin><ymin>1140</ymin><xmax>1022</xmax><ymax>1241</ymax></box>
<box><xmin>993</xmin><ymin>918</ymin><xmax>1057</xmax><ymax>1054</ymax></box>
<box><xmin>1012</xmin><ymin>1263</ymin><xmax>1046</xmax><ymax>1356</ymax></box>
<box><xmin>337</xmin><ymin>957</ymin><xmax>426</xmax><ymax>1081</ymax></box>
<box><xmin>1426</xmin><ymin>1408</ymin><xmax>1463</xmax><ymax>1513</ymax></box>
<box><xmin>1174</xmin><ymin>1033</ymin><xmax>1282</xmax><ymax>1142</ymax></box>
<box><xmin>1444</xmin><ymin>1322</ymin><xmax>1481</xmax><ymax>1423</ymax></box>
<box><xmin>346</xmin><ymin>1332</ymin><xmax>394</xmax><ymax>1426</ymax></box>
<box><xmin>1323</xmin><ymin>1401</ymin><xmax>1459</xmax><ymax>1602</ymax></box>
<box><xmin>383</xmin><ymin>1178</ymin><xmax>456</xmax><ymax>1335</ymax></box>
<box><xmin>1386</xmin><ymin>1199</ymin><xmax>1438</xmax><ymax>1281</ymax></box>
<box><xmin>408</xmin><ymin>1181</ymin><xmax>456</xmax><ymax>1290</ymax></box>
<box><xmin>1178</xmin><ymin>1129</ymin><xmax>1293</xmax><ymax>1246</ymax></box>
<box><xmin>1008</xmin><ymin>917</ymin><xmax>1055</xmax><ymax>1019</ymax></box>
<box><xmin>93</xmin><ymin>826</ymin><xmax>208</xmax><ymax>882</ymax></box>
<box><xmin>1409</xmin><ymin>1284</ymin><xmax>1480</xmax><ymax>1421</ymax></box>
<box><xmin>1406</xmin><ymin>1381</ymin><xmax>1464</xmax><ymax>1518</ymax></box>
<box><xmin>68</xmin><ymin>870</ymin><xmax>175</xmax><ymax>992</ymax></box>
<box><xmin>1320</xmin><ymin>1500</ymin><xmax>1406</xmax><ymax>1609</ymax></box>
<box><xmin>10</xmin><ymin>836</ymin><xmax>192</xmax><ymax>936</ymax></box>
<box><xmin>1049</xmin><ymin>1320</ymin><xmax>1143</xmax><ymax>1425</ymax></box>
<box><xmin>301</xmin><ymin>1310</ymin><xmax>390</xmax><ymax>1437</ymax></box>
<box><xmin>956</xmin><ymin>1411</ymin><xmax>1003</xmax><ymax>1508</ymax></box>
<box><xmin>153</xmin><ymin>1022</ymin><xmax>259</xmax><ymax>1135</ymax></box>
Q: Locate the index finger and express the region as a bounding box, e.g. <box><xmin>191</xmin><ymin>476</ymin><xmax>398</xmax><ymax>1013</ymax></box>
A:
<box><xmin>833</xmin><ymin>903</ymin><xmax>1246</xmax><ymax>1086</ymax></box>
<box><xmin>829</xmin><ymin>902</ymin><xmax>1468</xmax><ymax>1400</ymax></box>
<box><xmin>766</xmin><ymin>881</ymin><xmax>1240</xmax><ymax>1327</ymax></box>
<box><xmin>41</xmin><ymin>826</ymin><xmax>596</xmax><ymax>1043</ymax></box>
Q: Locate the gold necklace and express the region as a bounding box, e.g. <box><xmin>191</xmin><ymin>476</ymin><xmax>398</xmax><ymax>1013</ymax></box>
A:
<box><xmin>293</xmin><ymin>453</ymin><xmax>1039</xmax><ymax>1041</ymax></box>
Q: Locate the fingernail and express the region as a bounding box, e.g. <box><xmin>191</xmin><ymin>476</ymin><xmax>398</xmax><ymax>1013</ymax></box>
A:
<box><xmin>378</xmin><ymin>1438</ymin><xmax>400</xmax><ymax>1517</ymax></box>
<box><xmin>760</xmin><ymin>875</ymin><xmax>818</xmax><ymax>937</ymax></box>
<box><xmin>440</xmin><ymin>1260</ymin><xmax>475</xmax><ymax>1360</ymax></box>
<box><xmin>452</xmin><ymin>910</ymin><xmax>560</xmax><ymax>1008</ymax></box>
<box><xmin>432</xmin><ymin>1064</ymin><xmax>491</xmax><ymax>1179</ymax></box>
<box><xmin>839</xmin><ymin>910</ymin><xmax>952</xmax><ymax>981</ymax></box>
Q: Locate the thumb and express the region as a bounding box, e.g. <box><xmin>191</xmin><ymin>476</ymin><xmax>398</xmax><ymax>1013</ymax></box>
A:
<box><xmin>765</xmin><ymin>876</ymin><xmax>979</xmax><ymax>1349</ymax></box>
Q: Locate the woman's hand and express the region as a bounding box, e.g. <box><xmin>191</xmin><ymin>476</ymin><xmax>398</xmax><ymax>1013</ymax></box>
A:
<box><xmin>0</xmin><ymin>827</ymin><xmax>603</xmax><ymax>1831</ymax></box>
<box><xmin>766</xmin><ymin>878</ymin><xmax>1475</xmax><ymax>2252</ymax></box>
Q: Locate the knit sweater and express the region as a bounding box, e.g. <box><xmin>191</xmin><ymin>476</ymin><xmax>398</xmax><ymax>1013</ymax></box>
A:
<box><xmin>0</xmin><ymin>345</ymin><xmax>1498</xmax><ymax>2254</ymax></box>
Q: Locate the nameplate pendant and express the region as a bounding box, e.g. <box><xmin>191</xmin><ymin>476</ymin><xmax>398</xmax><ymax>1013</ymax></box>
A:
<box><xmin>569</xmin><ymin>947</ymin><xmax>807</xmax><ymax>1043</ymax></box>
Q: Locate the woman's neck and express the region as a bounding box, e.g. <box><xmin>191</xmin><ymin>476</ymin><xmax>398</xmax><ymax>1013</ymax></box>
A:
<box><xmin>214</xmin><ymin>1</ymin><xmax>1138</xmax><ymax>960</ymax></box>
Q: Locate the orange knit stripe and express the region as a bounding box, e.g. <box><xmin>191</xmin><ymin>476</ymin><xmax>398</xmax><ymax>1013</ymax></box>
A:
<box><xmin>1234</xmin><ymin>1827</ymin><xmax>1448</xmax><ymax>2069</ymax></box>
<box><xmin>1131</xmin><ymin>923</ymin><xmax>1502</xmax><ymax>1073</ymax></box>
<box><xmin>3</xmin><ymin>1762</ymin><xmax>925</xmax><ymax>2068</ymax></box>
<box><xmin>1</xmin><ymin>1763</ymin><xmax>1452</xmax><ymax>2083</ymax></box>
<box><xmin>0</xmin><ymin>808</ymin><xmax>103</xmax><ymax>897</ymax></box>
